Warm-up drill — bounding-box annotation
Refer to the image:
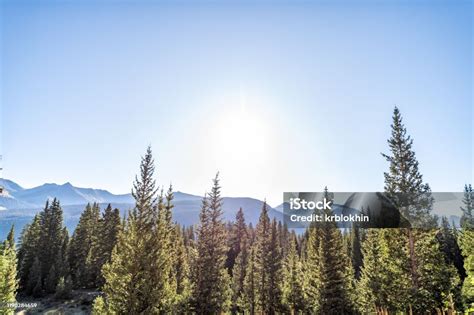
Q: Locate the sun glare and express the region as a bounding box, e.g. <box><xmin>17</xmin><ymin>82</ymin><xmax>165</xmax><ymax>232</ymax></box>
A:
<box><xmin>211</xmin><ymin>96</ymin><xmax>271</xmax><ymax>170</ymax></box>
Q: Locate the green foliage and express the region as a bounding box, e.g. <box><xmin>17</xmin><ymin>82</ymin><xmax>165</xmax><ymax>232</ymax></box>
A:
<box><xmin>193</xmin><ymin>173</ymin><xmax>232</xmax><ymax>314</ymax></box>
<box><xmin>227</xmin><ymin>207</ymin><xmax>247</xmax><ymax>275</ymax></box>
<box><xmin>13</xmin><ymin>136</ymin><xmax>471</xmax><ymax>314</ymax></box>
<box><xmin>303</xmin><ymin>191</ymin><xmax>355</xmax><ymax>314</ymax></box>
<box><xmin>68</xmin><ymin>202</ymin><xmax>122</xmax><ymax>289</ymax></box>
<box><xmin>437</xmin><ymin>217</ymin><xmax>466</xmax><ymax>309</ymax></box>
<box><xmin>54</xmin><ymin>276</ymin><xmax>73</xmax><ymax>299</ymax></box>
<box><xmin>412</xmin><ymin>230</ymin><xmax>459</xmax><ymax>313</ymax></box>
<box><xmin>17</xmin><ymin>199</ymin><xmax>68</xmax><ymax>297</ymax></box>
<box><xmin>27</xmin><ymin>257</ymin><xmax>42</xmax><ymax>298</ymax></box>
<box><xmin>460</xmin><ymin>229</ymin><xmax>474</xmax><ymax>310</ymax></box>
<box><xmin>244</xmin><ymin>202</ymin><xmax>284</xmax><ymax>314</ymax></box>
<box><xmin>69</xmin><ymin>203</ymin><xmax>101</xmax><ymax>288</ymax></box>
<box><xmin>461</xmin><ymin>184</ymin><xmax>474</xmax><ymax>229</ymax></box>
<box><xmin>304</xmin><ymin>225</ymin><xmax>321</xmax><ymax>312</ymax></box>
<box><xmin>0</xmin><ymin>226</ymin><xmax>18</xmax><ymax>315</ymax></box>
<box><xmin>358</xmin><ymin>228</ymin><xmax>461</xmax><ymax>313</ymax></box>
<box><xmin>357</xmin><ymin>229</ymin><xmax>385</xmax><ymax>313</ymax></box>
<box><xmin>350</xmin><ymin>225</ymin><xmax>363</xmax><ymax>280</ymax></box>
<box><xmin>317</xmin><ymin>213</ymin><xmax>354</xmax><ymax>314</ymax></box>
<box><xmin>92</xmin><ymin>296</ymin><xmax>114</xmax><ymax>315</ymax></box>
<box><xmin>281</xmin><ymin>233</ymin><xmax>305</xmax><ymax>314</ymax></box>
<box><xmin>242</xmin><ymin>246</ymin><xmax>257</xmax><ymax>314</ymax></box>
<box><xmin>101</xmin><ymin>147</ymin><xmax>179</xmax><ymax>314</ymax></box>
<box><xmin>17</xmin><ymin>215</ymin><xmax>41</xmax><ymax>293</ymax></box>
<box><xmin>437</xmin><ymin>217</ymin><xmax>466</xmax><ymax>281</ymax></box>
<box><xmin>88</xmin><ymin>204</ymin><xmax>121</xmax><ymax>288</ymax></box>
<box><xmin>382</xmin><ymin>106</ymin><xmax>436</xmax><ymax>227</ymax></box>
<box><xmin>171</xmin><ymin>224</ymin><xmax>192</xmax><ymax>313</ymax></box>
<box><xmin>230</xmin><ymin>208</ymin><xmax>249</xmax><ymax>313</ymax></box>
<box><xmin>101</xmin><ymin>215</ymin><xmax>141</xmax><ymax>313</ymax></box>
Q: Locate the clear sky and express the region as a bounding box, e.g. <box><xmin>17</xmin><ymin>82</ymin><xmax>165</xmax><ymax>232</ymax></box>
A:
<box><xmin>1</xmin><ymin>0</ymin><xmax>472</xmax><ymax>206</ymax></box>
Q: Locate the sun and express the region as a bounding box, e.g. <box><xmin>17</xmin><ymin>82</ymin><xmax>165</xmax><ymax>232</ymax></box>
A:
<box><xmin>211</xmin><ymin>97</ymin><xmax>271</xmax><ymax>169</ymax></box>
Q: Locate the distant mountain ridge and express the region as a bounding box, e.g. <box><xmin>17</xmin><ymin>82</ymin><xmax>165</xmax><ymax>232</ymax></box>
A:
<box><xmin>0</xmin><ymin>179</ymin><xmax>133</xmax><ymax>208</ymax></box>
<box><xmin>0</xmin><ymin>179</ymin><xmax>284</xmax><ymax>240</ymax></box>
<box><xmin>0</xmin><ymin>180</ymin><xmax>205</xmax><ymax>208</ymax></box>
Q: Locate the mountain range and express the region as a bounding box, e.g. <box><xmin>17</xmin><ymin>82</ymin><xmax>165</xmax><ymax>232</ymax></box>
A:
<box><xmin>0</xmin><ymin>179</ymin><xmax>136</xmax><ymax>209</ymax></box>
<box><xmin>0</xmin><ymin>179</ymin><xmax>284</xmax><ymax>240</ymax></box>
<box><xmin>0</xmin><ymin>179</ymin><xmax>462</xmax><ymax>241</ymax></box>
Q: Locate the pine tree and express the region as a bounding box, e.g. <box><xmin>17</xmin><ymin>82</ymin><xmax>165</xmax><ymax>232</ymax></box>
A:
<box><xmin>227</xmin><ymin>207</ymin><xmax>247</xmax><ymax>274</ymax></box>
<box><xmin>84</xmin><ymin>203</ymin><xmax>101</xmax><ymax>287</ymax></box>
<box><xmin>358</xmin><ymin>229</ymin><xmax>414</xmax><ymax>313</ymax></box>
<box><xmin>101</xmin><ymin>213</ymin><xmax>141</xmax><ymax>313</ymax></box>
<box><xmin>88</xmin><ymin>204</ymin><xmax>121</xmax><ymax>288</ymax></box>
<box><xmin>437</xmin><ymin>217</ymin><xmax>466</xmax><ymax>289</ymax></box>
<box><xmin>172</xmin><ymin>224</ymin><xmax>192</xmax><ymax>313</ymax></box>
<box><xmin>17</xmin><ymin>215</ymin><xmax>41</xmax><ymax>292</ymax></box>
<box><xmin>461</xmin><ymin>184</ymin><xmax>474</xmax><ymax>229</ymax></box>
<box><xmin>69</xmin><ymin>203</ymin><xmax>101</xmax><ymax>288</ymax></box>
<box><xmin>193</xmin><ymin>173</ymin><xmax>231</xmax><ymax>314</ymax></box>
<box><xmin>317</xmin><ymin>210</ymin><xmax>354</xmax><ymax>314</ymax></box>
<box><xmin>100</xmin><ymin>147</ymin><xmax>177</xmax><ymax>313</ymax></box>
<box><xmin>278</xmin><ymin>221</ymin><xmax>290</xmax><ymax>259</ymax></box>
<box><xmin>44</xmin><ymin>262</ymin><xmax>59</xmax><ymax>294</ymax></box>
<box><xmin>413</xmin><ymin>229</ymin><xmax>460</xmax><ymax>313</ymax></box>
<box><xmin>21</xmin><ymin>199</ymin><xmax>69</xmax><ymax>296</ymax></box>
<box><xmin>381</xmin><ymin>107</ymin><xmax>462</xmax><ymax>312</ymax></box>
<box><xmin>382</xmin><ymin>106</ymin><xmax>436</xmax><ymax>228</ymax></box>
<box><xmin>28</xmin><ymin>258</ymin><xmax>42</xmax><ymax>298</ymax></box>
<box><xmin>359</xmin><ymin>229</ymin><xmax>459</xmax><ymax>313</ymax></box>
<box><xmin>249</xmin><ymin>202</ymin><xmax>284</xmax><ymax>314</ymax></box>
<box><xmin>281</xmin><ymin>233</ymin><xmax>305</xmax><ymax>314</ymax></box>
<box><xmin>229</xmin><ymin>208</ymin><xmax>249</xmax><ymax>313</ymax></box>
<box><xmin>460</xmin><ymin>228</ymin><xmax>474</xmax><ymax>311</ymax></box>
<box><xmin>6</xmin><ymin>226</ymin><xmax>14</xmax><ymax>248</ymax></box>
<box><xmin>350</xmin><ymin>224</ymin><xmax>363</xmax><ymax>280</ymax></box>
<box><xmin>381</xmin><ymin>107</ymin><xmax>429</xmax><ymax>299</ymax></box>
<box><xmin>357</xmin><ymin>229</ymin><xmax>386</xmax><ymax>313</ymax></box>
<box><xmin>243</xmin><ymin>246</ymin><xmax>257</xmax><ymax>314</ymax></box>
<box><xmin>232</xmin><ymin>237</ymin><xmax>249</xmax><ymax>314</ymax></box>
<box><xmin>253</xmin><ymin>201</ymin><xmax>271</xmax><ymax>313</ymax></box>
<box><xmin>459</xmin><ymin>184</ymin><xmax>474</xmax><ymax>311</ymax></box>
<box><xmin>0</xmin><ymin>226</ymin><xmax>18</xmax><ymax>315</ymax></box>
<box><xmin>267</xmin><ymin>219</ymin><xmax>283</xmax><ymax>313</ymax></box>
<box><xmin>303</xmin><ymin>223</ymin><xmax>321</xmax><ymax>312</ymax></box>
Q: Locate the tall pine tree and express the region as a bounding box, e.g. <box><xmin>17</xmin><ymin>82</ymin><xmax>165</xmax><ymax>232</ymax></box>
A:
<box><xmin>317</xmin><ymin>206</ymin><xmax>355</xmax><ymax>313</ymax></box>
<box><xmin>17</xmin><ymin>215</ymin><xmax>41</xmax><ymax>293</ymax></box>
<box><xmin>382</xmin><ymin>106</ymin><xmax>436</xmax><ymax>228</ymax></box>
<box><xmin>99</xmin><ymin>147</ymin><xmax>176</xmax><ymax>313</ymax></box>
<box><xmin>88</xmin><ymin>204</ymin><xmax>121</xmax><ymax>288</ymax></box>
<box><xmin>193</xmin><ymin>173</ymin><xmax>231</xmax><ymax>314</ymax></box>
<box><xmin>69</xmin><ymin>203</ymin><xmax>101</xmax><ymax>288</ymax></box>
<box><xmin>229</xmin><ymin>208</ymin><xmax>249</xmax><ymax>314</ymax></box>
<box><xmin>381</xmin><ymin>107</ymin><xmax>459</xmax><ymax>313</ymax></box>
<box><xmin>248</xmin><ymin>202</ymin><xmax>284</xmax><ymax>314</ymax></box>
<box><xmin>243</xmin><ymin>246</ymin><xmax>258</xmax><ymax>314</ymax></box>
<box><xmin>281</xmin><ymin>232</ymin><xmax>305</xmax><ymax>314</ymax></box>
<box><xmin>19</xmin><ymin>199</ymin><xmax>69</xmax><ymax>296</ymax></box>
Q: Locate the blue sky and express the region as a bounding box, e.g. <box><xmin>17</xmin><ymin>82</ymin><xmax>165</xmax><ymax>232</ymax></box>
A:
<box><xmin>1</xmin><ymin>0</ymin><xmax>472</xmax><ymax>206</ymax></box>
